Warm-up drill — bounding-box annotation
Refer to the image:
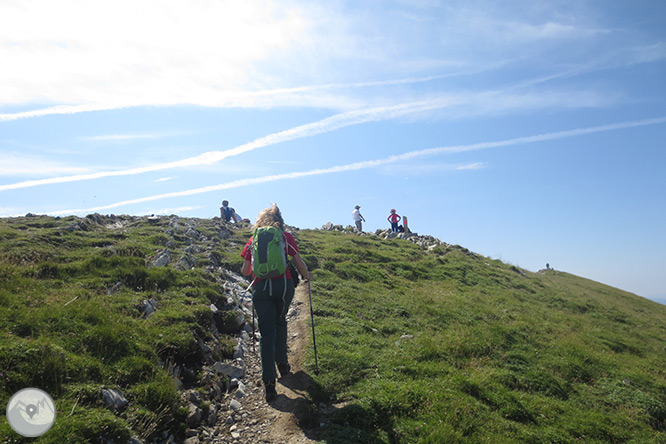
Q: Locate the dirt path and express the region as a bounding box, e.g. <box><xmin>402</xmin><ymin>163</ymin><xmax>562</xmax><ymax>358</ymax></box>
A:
<box><xmin>215</xmin><ymin>282</ymin><xmax>320</xmax><ymax>444</ymax></box>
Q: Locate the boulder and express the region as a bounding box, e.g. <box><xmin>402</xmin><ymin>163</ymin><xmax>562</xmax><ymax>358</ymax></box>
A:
<box><xmin>101</xmin><ymin>388</ymin><xmax>128</xmax><ymax>411</ymax></box>
<box><xmin>213</xmin><ymin>362</ymin><xmax>245</xmax><ymax>380</ymax></box>
<box><xmin>186</xmin><ymin>403</ymin><xmax>202</xmax><ymax>428</ymax></box>
<box><xmin>141</xmin><ymin>299</ymin><xmax>158</xmax><ymax>318</ymax></box>
<box><xmin>229</xmin><ymin>399</ymin><xmax>242</xmax><ymax>411</ymax></box>
<box><xmin>152</xmin><ymin>250</ymin><xmax>172</xmax><ymax>267</ymax></box>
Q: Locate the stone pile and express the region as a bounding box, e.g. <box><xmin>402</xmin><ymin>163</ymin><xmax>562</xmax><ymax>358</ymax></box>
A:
<box><xmin>319</xmin><ymin>221</ymin><xmax>450</xmax><ymax>251</ymax></box>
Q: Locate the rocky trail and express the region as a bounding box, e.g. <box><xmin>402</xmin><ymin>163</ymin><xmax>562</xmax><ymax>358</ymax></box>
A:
<box><xmin>91</xmin><ymin>214</ymin><xmax>452</xmax><ymax>444</ymax></box>
<box><xmin>93</xmin><ymin>214</ymin><xmax>324</xmax><ymax>444</ymax></box>
<box><xmin>210</xmin><ymin>282</ymin><xmax>320</xmax><ymax>444</ymax></box>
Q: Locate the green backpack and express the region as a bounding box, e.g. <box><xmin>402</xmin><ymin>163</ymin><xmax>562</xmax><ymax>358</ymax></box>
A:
<box><xmin>251</xmin><ymin>226</ymin><xmax>287</xmax><ymax>279</ymax></box>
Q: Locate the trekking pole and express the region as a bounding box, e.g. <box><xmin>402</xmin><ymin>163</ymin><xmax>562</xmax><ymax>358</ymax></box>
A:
<box><xmin>307</xmin><ymin>280</ymin><xmax>319</xmax><ymax>374</ymax></box>
<box><xmin>246</xmin><ymin>279</ymin><xmax>256</xmax><ymax>353</ymax></box>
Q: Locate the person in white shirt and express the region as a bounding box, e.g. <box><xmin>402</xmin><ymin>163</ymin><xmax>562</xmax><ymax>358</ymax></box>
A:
<box><xmin>351</xmin><ymin>205</ymin><xmax>365</xmax><ymax>231</ymax></box>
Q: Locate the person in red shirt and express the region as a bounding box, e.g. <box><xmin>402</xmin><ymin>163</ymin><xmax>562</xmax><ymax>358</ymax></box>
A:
<box><xmin>387</xmin><ymin>209</ymin><xmax>401</xmax><ymax>233</ymax></box>
<box><xmin>240</xmin><ymin>204</ymin><xmax>310</xmax><ymax>402</ymax></box>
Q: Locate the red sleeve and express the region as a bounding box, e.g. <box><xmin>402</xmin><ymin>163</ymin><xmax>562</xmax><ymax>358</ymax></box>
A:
<box><xmin>240</xmin><ymin>236</ymin><xmax>253</xmax><ymax>261</ymax></box>
<box><xmin>284</xmin><ymin>232</ymin><xmax>299</xmax><ymax>257</ymax></box>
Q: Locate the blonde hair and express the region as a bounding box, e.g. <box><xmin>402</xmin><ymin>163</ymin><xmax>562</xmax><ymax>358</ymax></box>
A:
<box><xmin>254</xmin><ymin>204</ymin><xmax>285</xmax><ymax>231</ymax></box>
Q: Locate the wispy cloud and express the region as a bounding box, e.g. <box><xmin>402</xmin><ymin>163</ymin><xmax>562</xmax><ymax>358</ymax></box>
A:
<box><xmin>0</xmin><ymin>73</ymin><xmax>469</xmax><ymax>122</ymax></box>
<box><xmin>384</xmin><ymin>161</ymin><xmax>486</xmax><ymax>175</ymax></box>
<box><xmin>456</xmin><ymin>162</ymin><xmax>485</xmax><ymax>170</ymax></box>
<box><xmin>0</xmin><ymin>104</ymin><xmax>121</xmax><ymax>122</ymax></box>
<box><xmin>49</xmin><ymin>116</ymin><xmax>666</xmax><ymax>216</ymax></box>
<box><xmin>82</xmin><ymin>132</ymin><xmax>181</xmax><ymax>142</ymax></box>
<box><xmin>2</xmin><ymin>1</ymin><xmax>654</xmax><ymax>121</ymax></box>
<box><xmin>145</xmin><ymin>205</ymin><xmax>203</xmax><ymax>215</ymax></box>
<box><xmin>0</xmin><ymin>0</ymin><xmax>308</xmax><ymax>109</ymax></box>
<box><xmin>0</xmin><ymin>86</ymin><xmax>629</xmax><ymax>192</ymax></box>
<box><xmin>0</xmin><ymin>97</ymin><xmax>462</xmax><ymax>191</ymax></box>
<box><xmin>0</xmin><ymin>153</ymin><xmax>90</xmax><ymax>177</ymax></box>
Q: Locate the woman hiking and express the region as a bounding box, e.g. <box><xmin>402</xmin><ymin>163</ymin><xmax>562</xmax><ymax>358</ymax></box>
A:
<box><xmin>240</xmin><ymin>204</ymin><xmax>310</xmax><ymax>402</ymax></box>
<box><xmin>387</xmin><ymin>209</ymin><xmax>402</xmax><ymax>233</ymax></box>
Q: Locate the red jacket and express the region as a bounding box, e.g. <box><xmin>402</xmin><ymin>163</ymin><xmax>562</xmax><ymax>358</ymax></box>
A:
<box><xmin>387</xmin><ymin>213</ymin><xmax>401</xmax><ymax>223</ymax></box>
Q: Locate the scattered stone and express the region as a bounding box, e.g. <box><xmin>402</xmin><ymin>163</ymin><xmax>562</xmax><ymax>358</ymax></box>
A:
<box><xmin>234</xmin><ymin>381</ymin><xmax>247</xmax><ymax>398</ymax></box>
<box><xmin>188</xmin><ymin>390</ymin><xmax>204</xmax><ymax>405</ymax></box>
<box><xmin>233</xmin><ymin>342</ymin><xmax>245</xmax><ymax>360</ymax></box>
<box><xmin>396</xmin><ymin>334</ymin><xmax>415</xmax><ymax>347</ymax></box>
<box><xmin>152</xmin><ymin>249</ymin><xmax>172</xmax><ymax>267</ymax></box>
<box><xmin>101</xmin><ymin>388</ymin><xmax>128</xmax><ymax>411</ymax></box>
<box><xmin>187</xmin><ymin>403</ymin><xmax>203</xmax><ymax>428</ymax></box>
<box><xmin>177</xmin><ymin>255</ymin><xmax>194</xmax><ymax>270</ymax></box>
<box><xmin>141</xmin><ymin>298</ymin><xmax>158</xmax><ymax>317</ymax></box>
<box><xmin>185</xmin><ymin>226</ymin><xmax>203</xmax><ymax>243</ymax></box>
<box><xmin>107</xmin><ymin>281</ymin><xmax>124</xmax><ymax>295</ymax></box>
<box><xmin>209</xmin><ymin>251</ymin><xmax>223</xmax><ymax>267</ymax></box>
<box><xmin>184</xmin><ymin>244</ymin><xmax>200</xmax><ymax>255</ymax></box>
<box><xmin>213</xmin><ymin>362</ymin><xmax>245</xmax><ymax>380</ymax></box>
<box><xmin>206</xmin><ymin>404</ymin><xmax>218</xmax><ymax>426</ymax></box>
<box><xmin>229</xmin><ymin>399</ymin><xmax>242</xmax><ymax>411</ymax></box>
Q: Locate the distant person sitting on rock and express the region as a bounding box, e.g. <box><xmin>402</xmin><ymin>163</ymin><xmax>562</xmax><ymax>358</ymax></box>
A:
<box><xmin>220</xmin><ymin>200</ymin><xmax>236</xmax><ymax>222</ymax></box>
<box><xmin>240</xmin><ymin>205</ymin><xmax>310</xmax><ymax>402</ymax></box>
<box><xmin>352</xmin><ymin>205</ymin><xmax>365</xmax><ymax>231</ymax></box>
<box><xmin>387</xmin><ymin>209</ymin><xmax>401</xmax><ymax>232</ymax></box>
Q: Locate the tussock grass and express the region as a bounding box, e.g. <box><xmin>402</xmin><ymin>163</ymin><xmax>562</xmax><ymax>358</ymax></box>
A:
<box><xmin>0</xmin><ymin>215</ymin><xmax>234</xmax><ymax>442</ymax></box>
<box><xmin>292</xmin><ymin>230</ymin><xmax>666</xmax><ymax>444</ymax></box>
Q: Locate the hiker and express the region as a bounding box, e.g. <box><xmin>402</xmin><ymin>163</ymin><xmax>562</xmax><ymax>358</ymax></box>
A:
<box><xmin>220</xmin><ymin>200</ymin><xmax>236</xmax><ymax>222</ymax></box>
<box><xmin>240</xmin><ymin>204</ymin><xmax>310</xmax><ymax>402</ymax></box>
<box><xmin>352</xmin><ymin>205</ymin><xmax>365</xmax><ymax>231</ymax></box>
<box><xmin>387</xmin><ymin>209</ymin><xmax>401</xmax><ymax>232</ymax></box>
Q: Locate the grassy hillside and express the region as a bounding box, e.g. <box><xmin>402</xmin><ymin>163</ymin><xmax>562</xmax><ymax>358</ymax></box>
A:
<box><xmin>0</xmin><ymin>214</ymin><xmax>250</xmax><ymax>443</ymax></box>
<box><xmin>295</xmin><ymin>229</ymin><xmax>666</xmax><ymax>443</ymax></box>
<box><xmin>1</xmin><ymin>215</ymin><xmax>665</xmax><ymax>443</ymax></box>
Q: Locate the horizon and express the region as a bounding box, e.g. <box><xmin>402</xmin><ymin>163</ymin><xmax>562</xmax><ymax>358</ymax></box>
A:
<box><xmin>4</xmin><ymin>211</ymin><xmax>665</xmax><ymax>306</ymax></box>
<box><xmin>1</xmin><ymin>1</ymin><xmax>665</xmax><ymax>304</ymax></box>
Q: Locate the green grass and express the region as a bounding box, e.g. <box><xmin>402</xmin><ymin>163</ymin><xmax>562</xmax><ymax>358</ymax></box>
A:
<box><xmin>0</xmin><ymin>215</ymin><xmax>235</xmax><ymax>443</ymax></box>
<box><xmin>291</xmin><ymin>230</ymin><xmax>666</xmax><ymax>443</ymax></box>
<box><xmin>1</xmin><ymin>216</ymin><xmax>665</xmax><ymax>443</ymax></box>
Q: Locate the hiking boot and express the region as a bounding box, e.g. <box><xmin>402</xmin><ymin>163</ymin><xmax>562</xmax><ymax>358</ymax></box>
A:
<box><xmin>264</xmin><ymin>379</ymin><xmax>277</xmax><ymax>402</ymax></box>
<box><xmin>277</xmin><ymin>362</ymin><xmax>291</xmax><ymax>377</ymax></box>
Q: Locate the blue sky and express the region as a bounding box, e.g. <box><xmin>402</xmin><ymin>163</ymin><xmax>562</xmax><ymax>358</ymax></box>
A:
<box><xmin>1</xmin><ymin>0</ymin><xmax>665</xmax><ymax>303</ymax></box>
